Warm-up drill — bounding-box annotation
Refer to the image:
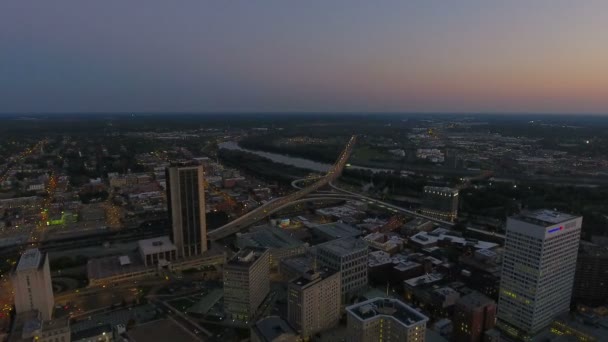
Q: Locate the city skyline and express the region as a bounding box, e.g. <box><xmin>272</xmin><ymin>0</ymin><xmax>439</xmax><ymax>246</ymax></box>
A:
<box><xmin>1</xmin><ymin>0</ymin><xmax>607</xmax><ymax>114</ymax></box>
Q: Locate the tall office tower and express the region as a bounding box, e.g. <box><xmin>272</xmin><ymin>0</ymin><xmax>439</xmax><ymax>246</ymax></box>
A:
<box><xmin>453</xmin><ymin>291</ymin><xmax>497</xmax><ymax>342</ymax></box>
<box><xmin>287</xmin><ymin>268</ymin><xmax>341</xmax><ymax>339</ymax></box>
<box><xmin>572</xmin><ymin>242</ymin><xmax>608</xmax><ymax>306</ymax></box>
<box><xmin>497</xmin><ymin>210</ymin><xmax>582</xmax><ymax>339</ymax></box>
<box><xmin>11</xmin><ymin>249</ymin><xmax>54</xmax><ymax>320</ymax></box>
<box><xmin>316</xmin><ymin>237</ymin><xmax>368</xmax><ymax>297</ymax></box>
<box><xmin>166</xmin><ymin>162</ymin><xmax>207</xmax><ymax>258</ymax></box>
<box><xmin>346</xmin><ymin>297</ymin><xmax>428</xmax><ymax>342</ymax></box>
<box><xmin>223</xmin><ymin>248</ymin><xmax>270</xmax><ymax>322</ymax></box>
<box><xmin>420</xmin><ymin>186</ymin><xmax>459</xmax><ymax>222</ymax></box>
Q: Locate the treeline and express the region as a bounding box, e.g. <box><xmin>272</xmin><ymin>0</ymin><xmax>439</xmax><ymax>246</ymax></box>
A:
<box><xmin>239</xmin><ymin>134</ymin><xmax>344</xmax><ymax>164</ymax></box>
<box><xmin>218</xmin><ymin>149</ymin><xmax>310</xmax><ymax>183</ymax></box>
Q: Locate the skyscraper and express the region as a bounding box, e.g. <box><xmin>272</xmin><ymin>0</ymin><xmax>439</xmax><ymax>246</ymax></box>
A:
<box><xmin>166</xmin><ymin>162</ymin><xmax>207</xmax><ymax>258</ymax></box>
<box><xmin>497</xmin><ymin>210</ymin><xmax>582</xmax><ymax>339</ymax></box>
<box><xmin>287</xmin><ymin>268</ymin><xmax>341</xmax><ymax>339</ymax></box>
<box><xmin>223</xmin><ymin>248</ymin><xmax>270</xmax><ymax>322</ymax></box>
<box><xmin>11</xmin><ymin>248</ymin><xmax>54</xmax><ymax>321</ymax></box>
<box><xmin>453</xmin><ymin>291</ymin><xmax>497</xmax><ymax>342</ymax></box>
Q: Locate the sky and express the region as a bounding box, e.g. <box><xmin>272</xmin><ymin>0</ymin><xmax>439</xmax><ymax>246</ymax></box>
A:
<box><xmin>1</xmin><ymin>0</ymin><xmax>608</xmax><ymax>114</ymax></box>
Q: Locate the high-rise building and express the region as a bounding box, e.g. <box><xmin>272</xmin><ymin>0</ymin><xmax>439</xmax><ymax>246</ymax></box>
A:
<box><xmin>315</xmin><ymin>237</ymin><xmax>368</xmax><ymax>298</ymax></box>
<box><xmin>287</xmin><ymin>268</ymin><xmax>341</xmax><ymax>338</ymax></box>
<box><xmin>420</xmin><ymin>186</ymin><xmax>459</xmax><ymax>222</ymax></box>
<box><xmin>453</xmin><ymin>291</ymin><xmax>497</xmax><ymax>342</ymax></box>
<box><xmin>11</xmin><ymin>249</ymin><xmax>54</xmax><ymax>321</ymax></box>
<box><xmin>166</xmin><ymin>162</ymin><xmax>207</xmax><ymax>258</ymax></box>
<box><xmin>572</xmin><ymin>242</ymin><xmax>608</xmax><ymax>306</ymax></box>
<box><xmin>497</xmin><ymin>210</ymin><xmax>582</xmax><ymax>339</ymax></box>
<box><xmin>223</xmin><ymin>248</ymin><xmax>270</xmax><ymax>322</ymax></box>
<box><xmin>346</xmin><ymin>297</ymin><xmax>428</xmax><ymax>342</ymax></box>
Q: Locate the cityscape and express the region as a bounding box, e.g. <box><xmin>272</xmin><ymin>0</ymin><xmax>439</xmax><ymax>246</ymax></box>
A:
<box><xmin>2</xmin><ymin>1</ymin><xmax>608</xmax><ymax>342</ymax></box>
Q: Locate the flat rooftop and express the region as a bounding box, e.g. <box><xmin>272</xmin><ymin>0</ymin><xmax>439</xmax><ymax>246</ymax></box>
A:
<box><xmin>347</xmin><ymin>297</ymin><xmax>428</xmax><ymax>328</ymax></box>
<box><xmin>424</xmin><ymin>186</ymin><xmax>459</xmax><ymax>195</ymax></box>
<box><xmin>457</xmin><ymin>291</ymin><xmax>495</xmax><ymax>310</ymax></box>
<box><xmin>318</xmin><ymin>237</ymin><xmax>368</xmax><ymax>256</ymax></box>
<box><xmin>410</xmin><ymin>229</ymin><xmax>498</xmax><ymax>250</ymax></box>
<box><xmin>290</xmin><ymin>267</ymin><xmax>337</xmax><ymax>288</ymax></box>
<box><xmin>253</xmin><ymin>316</ymin><xmax>297</xmax><ymax>342</ymax></box>
<box><xmin>87</xmin><ymin>252</ymin><xmax>149</xmax><ymax>280</ymax></box>
<box><xmin>128</xmin><ymin>318</ymin><xmax>201</xmax><ymax>342</ymax></box>
<box><xmin>404</xmin><ymin>273</ymin><xmax>444</xmax><ymax>287</ymax></box>
<box><xmin>237</xmin><ymin>226</ymin><xmax>304</xmax><ymax>249</ymax></box>
<box><xmin>512</xmin><ymin>209</ymin><xmax>578</xmax><ymax>227</ymax></box>
<box><xmin>311</xmin><ymin>222</ymin><xmax>361</xmax><ymax>239</ymax></box>
<box><xmin>16</xmin><ymin>248</ymin><xmax>44</xmax><ymax>272</ymax></box>
<box><xmin>227</xmin><ymin>247</ymin><xmax>267</xmax><ymax>267</ymax></box>
<box><xmin>138</xmin><ymin>236</ymin><xmax>176</xmax><ymax>255</ymax></box>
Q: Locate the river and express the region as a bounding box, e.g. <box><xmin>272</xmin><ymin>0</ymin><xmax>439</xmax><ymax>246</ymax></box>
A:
<box><xmin>218</xmin><ymin>141</ymin><xmax>390</xmax><ymax>173</ymax></box>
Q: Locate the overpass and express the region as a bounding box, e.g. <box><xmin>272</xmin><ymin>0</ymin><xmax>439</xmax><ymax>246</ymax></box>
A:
<box><xmin>207</xmin><ymin>135</ymin><xmax>357</xmax><ymax>240</ymax></box>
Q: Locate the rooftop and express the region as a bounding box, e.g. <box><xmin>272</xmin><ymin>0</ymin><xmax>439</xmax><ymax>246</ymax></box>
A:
<box><xmin>16</xmin><ymin>248</ymin><xmax>44</xmax><ymax>272</ymax></box>
<box><xmin>237</xmin><ymin>226</ymin><xmax>304</xmax><ymax>249</ymax></box>
<box><xmin>410</xmin><ymin>229</ymin><xmax>498</xmax><ymax>250</ymax></box>
<box><xmin>252</xmin><ymin>316</ymin><xmax>298</xmax><ymax>342</ymax></box>
<box><xmin>227</xmin><ymin>247</ymin><xmax>267</xmax><ymax>267</ymax></box>
<box><xmin>457</xmin><ymin>291</ymin><xmax>495</xmax><ymax>310</ymax></box>
<box><xmin>87</xmin><ymin>252</ymin><xmax>148</xmax><ymax>280</ymax></box>
<box><xmin>513</xmin><ymin>209</ymin><xmax>578</xmax><ymax>227</ymax></box>
<box><xmin>424</xmin><ymin>186</ymin><xmax>459</xmax><ymax>195</ymax></box>
<box><xmin>138</xmin><ymin>236</ymin><xmax>177</xmax><ymax>255</ymax></box>
<box><xmin>318</xmin><ymin>237</ymin><xmax>368</xmax><ymax>257</ymax></box>
<box><xmin>290</xmin><ymin>267</ymin><xmax>337</xmax><ymax>288</ymax></box>
<box><xmin>347</xmin><ymin>297</ymin><xmax>428</xmax><ymax>328</ymax></box>
<box><xmin>311</xmin><ymin>222</ymin><xmax>361</xmax><ymax>239</ymax></box>
<box><xmin>404</xmin><ymin>273</ymin><xmax>444</xmax><ymax>287</ymax></box>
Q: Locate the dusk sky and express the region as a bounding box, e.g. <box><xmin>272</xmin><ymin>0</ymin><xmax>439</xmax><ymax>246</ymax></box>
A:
<box><xmin>1</xmin><ymin>0</ymin><xmax>607</xmax><ymax>114</ymax></box>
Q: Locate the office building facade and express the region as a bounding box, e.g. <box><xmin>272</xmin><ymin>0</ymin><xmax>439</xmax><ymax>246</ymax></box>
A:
<box><xmin>166</xmin><ymin>162</ymin><xmax>207</xmax><ymax>257</ymax></box>
<box><xmin>420</xmin><ymin>186</ymin><xmax>459</xmax><ymax>222</ymax></box>
<box><xmin>11</xmin><ymin>249</ymin><xmax>55</xmax><ymax>321</ymax></box>
<box><xmin>346</xmin><ymin>297</ymin><xmax>428</xmax><ymax>342</ymax></box>
<box><xmin>287</xmin><ymin>269</ymin><xmax>341</xmax><ymax>338</ymax></box>
<box><xmin>316</xmin><ymin>237</ymin><xmax>368</xmax><ymax>297</ymax></box>
<box><xmin>497</xmin><ymin>210</ymin><xmax>582</xmax><ymax>338</ymax></box>
<box><xmin>572</xmin><ymin>242</ymin><xmax>608</xmax><ymax>306</ymax></box>
<box><xmin>223</xmin><ymin>248</ymin><xmax>270</xmax><ymax>322</ymax></box>
<box><xmin>453</xmin><ymin>291</ymin><xmax>497</xmax><ymax>342</ymax></box>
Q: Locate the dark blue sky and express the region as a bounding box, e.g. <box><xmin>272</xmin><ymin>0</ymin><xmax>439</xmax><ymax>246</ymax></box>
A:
<box><xmin>1</xmin><ymin>0</ymin><xmax>607</xmax><ymax>114</ymax></box>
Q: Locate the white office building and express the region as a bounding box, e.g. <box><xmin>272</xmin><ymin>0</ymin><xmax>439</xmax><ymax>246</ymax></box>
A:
<box><xmin>11</xmin><ymin>249</ymin><xmax>55</xmax><ymax>321</ymax></box>
<box><xmin>497</xmin><ymin>210</ymin><xmax>582</xmax><ymax>339</ymax></box>
<box><xmin>315</xmin><ymin>237</ymin><xmax>368</xmax><ymax>297</ymax></box>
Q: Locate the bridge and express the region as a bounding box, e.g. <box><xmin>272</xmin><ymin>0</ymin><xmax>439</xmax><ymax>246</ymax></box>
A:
<box><xmin>207</xmin><ymin>135</ymin><xmax>357</xmax><ymax>240</ymax></box>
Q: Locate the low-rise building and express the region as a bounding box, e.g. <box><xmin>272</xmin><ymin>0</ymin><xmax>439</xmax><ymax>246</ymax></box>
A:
<box><xmin>138</xmin><ymin>236</ymin><xmax>177</xmax><ymax>267</ymax></box>
<box><xmin>346</xmin><ymin>297</ymin><xmax>428</xmax><ymax>342</ymax></box>
<box><xmin>237</xmin><ymin>226</ymin><xmax>307</xmax><ymax>267</ymax></box>
<box><xmin>250</xmin><ymin>316</ymin><xmax>299</xmax><ymax>342</ymax></box>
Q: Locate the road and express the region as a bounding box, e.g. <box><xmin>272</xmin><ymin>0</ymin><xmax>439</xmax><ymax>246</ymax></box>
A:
<box><xmin>150</xmin><ymin>298</ymin><xmax>210</xmax><ymax>339</ymax></box>
<box><xmin>328</xmin><ymin>181</ymin><xmax>455</xmax><ymax>226</ymax></box>
<box><xmin>208</xmin><ymin>135</ymin><xmax>357</xmax><ymax>240</ymax></box>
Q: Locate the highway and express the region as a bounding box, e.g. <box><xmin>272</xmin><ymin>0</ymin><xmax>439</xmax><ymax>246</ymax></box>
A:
<box><xmin>207</xmin><ymin>135</ymin><xmax>357</xmax><ymax>240</ymax></box>
<box><xmin>328</xmin><ymin>181</ymin><xmax>455</xmax><ymax>226</ymax></box>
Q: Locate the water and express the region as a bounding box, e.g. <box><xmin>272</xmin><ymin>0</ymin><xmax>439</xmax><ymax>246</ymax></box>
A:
<box><xmin>219</xmin><ymin>141</ymin><xmax>390</xmax><ymax>173</ymax></box>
